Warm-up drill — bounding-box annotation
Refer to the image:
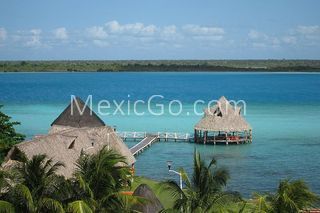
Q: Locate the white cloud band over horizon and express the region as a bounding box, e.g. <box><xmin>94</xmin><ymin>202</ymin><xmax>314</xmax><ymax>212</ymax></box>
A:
<box><xmin>0</xmin><ymin>20</ymin><xmax>320</xmax><ymax>60</ymax></box>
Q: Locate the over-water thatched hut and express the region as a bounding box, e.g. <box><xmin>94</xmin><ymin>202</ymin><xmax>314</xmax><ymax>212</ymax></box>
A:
<box><xmin>194</xmin><ymin>96</ymin><xmax>252</xmax><ymax>145</ymax></box>
<box><xmin>2</xmin><ymin>97</ymin><xmax>135</xmax><ymax>178</ymax></box>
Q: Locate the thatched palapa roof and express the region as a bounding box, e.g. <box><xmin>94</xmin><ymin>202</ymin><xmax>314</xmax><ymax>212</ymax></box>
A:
<box><xmin>5</xmin><ymin>126</ymin><xmax>135</xmax><ymax>178</ymax></box>
<box><xmin>51</xmin><ymin>97</ymin><xmax>105</xmax><ymax>128</ymax></box>
<box><xmin>194</xmin><ymin>96</ymin><xmax>251</xmax><ymax>132</ymax></box>
<box><xmin>132</xmin><ymin>184</ymin><xmax>163</xmax><ymax>213</ymax></box>
<box><xmin>2</xmin><ymin>97</ymin><xmax>135</xmax><ymax>178</ymax></box>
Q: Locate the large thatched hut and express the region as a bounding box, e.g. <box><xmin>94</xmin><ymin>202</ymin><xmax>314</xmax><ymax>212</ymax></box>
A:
<box><xmin>3</xmin><ymin>97</ymin><xmax>135</xmax><ymax>178</ymax></box>
<box><xmin>194</xmin><ymin>96</ymin><xmax>252</xmax><ymax>145</ymax></box>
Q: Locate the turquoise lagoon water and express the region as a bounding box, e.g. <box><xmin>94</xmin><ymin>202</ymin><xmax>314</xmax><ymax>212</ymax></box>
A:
<box><xmin>1</xmin><ymin>72</ymin><xmax>320</xmax><ymax>197</ymax></box>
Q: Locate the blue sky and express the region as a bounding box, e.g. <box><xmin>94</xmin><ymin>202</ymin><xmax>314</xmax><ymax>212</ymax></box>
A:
<box><xmin>0</xmin><ymin>0</ymin><xmax>320</xmax><ymax>60</ymax></box>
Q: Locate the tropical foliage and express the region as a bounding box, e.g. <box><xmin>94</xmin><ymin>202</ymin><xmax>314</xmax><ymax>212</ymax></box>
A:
<box><xmin>159</xmin><ymin>150</ymin><xmax>241</xmax><ymax>212</ymax></box>
<box><xmin>0</xmin><ymin>148</ymin><xmax>143</xmax><ymax>212</ymax></box>
<box><xmin>252</xmin><ymin>179</ymin><xmax>319</xmax><ymax>213</ymax></box>
<box><xmin>0</xmin><ymin>105</ymin><xmax>25</xmax><ymax>163</ymax></box>
<box><xmin>0</xmin><ymin>154</ymin><xmax>65</xmax><ymax>212</ymax></box>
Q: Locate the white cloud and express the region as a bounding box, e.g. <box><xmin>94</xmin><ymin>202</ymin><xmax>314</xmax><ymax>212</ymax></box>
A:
<box><xmin>160</xmin><ymin>25</ymin><xmax>181</xmax><ymax>41</ymax></box>
<box><xmin>296</xmin><ymin>25</ymin><xmax>320</xmax><ymax>35</ymax></box>
<box><xmin>295</xmin><ymin>25</ymin><xmax>320</xmax><ymax>41</ymax></box>
<box><xmin>93</xmin><ymin>40</ymin><xmax>109</xmax><ymax>47</ymax></box>
<box><xmin>182</xmin><ymin>24</ymin><xmax>224</xmax><ymax>35</ymax></box>
<box><xmin>248</xmin><ymin>30</ymin><xmax>281</xmax><ymax>48</ymax></box>
<box><xmin>0</xmin><ymin>28</ymin><xmax>7</xmax><ymax>41</ymax></box>
<box><xmin>282</xmin><ymin>36</ymin><xmax>296</xmax><ymax>44</ymax></box>
<box><xmin>182</xmin><ymin>24</ymin><xmax>224</xmax><ymax>41</ymax></box>
<box><xmin>25</xmin><ymin>29</ymin><xmax>42</xmax><ymax>47</ymax></box>
<box><xmin>252</xmin><ymin>42</ymin><xmax>267</xmax><ymax>48</ymax></box>
<box><xmin>84</xmin><ymin>21</ymin><xmax>226</xmax><ymax>47</ymax></box>
<box><xmin>87</xmin><ymin>26</ymin><xmax>108</xmax><ymax>39</ymax></box>
<box><xmin>162</xmin><ymin>25</ymin><xmax>177</xmax><ymax>36</ymax></box>
<box><xmin>53</xmin><ymin>27</ymin><xmax>68</xmax><ymax>40</ymax></box>
<box><xmin>86</xmin><ymin>21</ymin><xmax>182</xmax><ymax>47</ymax></box>
<box><xmin>248</xmin><ymin>30</ymin><xmax>268</xmax><ymax>40</ymax></box>
<box><xmin>105</xmin><ymin>20</ymin><xmax>157</xmax><ymax>36</ymax></box>
<box><xmin>271</xmin><ymin>37</ymin><xmax>280</xmax><ymax>46</ymax></box>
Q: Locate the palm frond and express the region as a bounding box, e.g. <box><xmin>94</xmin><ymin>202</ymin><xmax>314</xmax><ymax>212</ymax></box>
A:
<box><xmin>206</xmin><ymin>192</ymin><xmax>241</xmax><ymax>212</ymax></box>
<box><xmin>8</xmin><ymin>184</ymin><xmax>34</xmax><ymax>212</ymax></box>
<box><xmin>251</xmin><ymin>192</ymin><xmax>271</xmax><ymax>213</ymax></box>
<box><xmin>0</xmin><ymin>200</ymin><xmax>15</xmax><ymax>213</ymax></box>
<box><xmin>66</xmin><ymin>200</ymin><xmax>93</xmax><ymax>213</ymax></box>
<box><xmin>38</xmin><ymin>197</ymin><xmax>65</xmax><ymax>213</ymax></box>
<box><xmin>208</xmin><ymin>157</ymin><xmax>217</xmax><ymax>169</ymax></box>
<box><xmin>179</xmin><ymin>168</ymin><xmax>191</xmax><ymax>188</ymax></box>
<box><xmin>157</xmin><ymin>180</ymin><xmax>186</xmax><ymax>201</ymax></box>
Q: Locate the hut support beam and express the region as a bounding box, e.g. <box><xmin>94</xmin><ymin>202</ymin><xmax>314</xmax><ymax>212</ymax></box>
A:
<box><xmin>194</xmin><ymin>129</ymin><xmax>199</xmax><ymax>143</ymax></box>
<box><xmin>225</xmin><ymin>132</ymin><xmax>228</xmax><ymax>145</ymax></box>
<box><xmin>204</xmin><ymin>131</ymin><xmax>207</xmax><ymax>144</ymax></box>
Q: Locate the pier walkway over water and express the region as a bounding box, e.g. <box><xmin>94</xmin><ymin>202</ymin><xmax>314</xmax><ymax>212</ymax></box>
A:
<box><xmin>116</xmin><ymin>131</ymin><xmax>192</xmax><ymax>156</ymax></box>
<box><xmin>129</xmin><ymin>135</ymin><xmax>158</xmax><ymax>156</ymax></box>
<box><xmin>117</xmin><ymin>130</ymin><xmax>251</xmax><ymax>156</ymax></box>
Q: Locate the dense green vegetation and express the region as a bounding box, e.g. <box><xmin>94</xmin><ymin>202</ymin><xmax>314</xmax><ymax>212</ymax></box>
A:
<box><xmin>1</xmin><ymin>60</ymin><xmax>320</xmax><ymax>72</ymax></box>
<box><xmin>158</xmin><ymin>150</ymin><xmax>242</xmax><ymax>212</ymax></box>
<box><xmin>0</xmin><ymin>148</ymin><xmax>145</xmax><ymax>212</ymax></box>
<box><xmin>0</xmin><ymin>148</ymin><xmax>319</xmax><ymax>212</ymax></box>
<box><xmin>252</xmin><ymin>179</ymin><xmax>319</xmax><ymax>213</ymax></box>
<box><xmin>0</xmin><ymin>106</ymin><xmax>25</xmax><ymax>163</ymax></box>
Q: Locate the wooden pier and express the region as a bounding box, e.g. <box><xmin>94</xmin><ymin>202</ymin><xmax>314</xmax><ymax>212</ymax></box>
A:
<box><xmin>118</xmin><ymin>132</ymin><xmax>192</xmax><ymax>156</ymax></box>
<box><xmin>117</xmin><ymin>131</ymin><xmax>192</xmax><ymax>142</ymax></box>
<box><xmin>129</xmin><ymin>135</ymin><xmax>158</xmax><ymax>156</ymax></box>
<box><xmin>119</xmin><ymin>130</ymin><xmax>251</xmax><ymax>156</ymax></box>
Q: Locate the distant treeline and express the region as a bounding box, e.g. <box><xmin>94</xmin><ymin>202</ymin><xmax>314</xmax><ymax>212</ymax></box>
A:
<box><xmin>1</xmin><ymin>60</ymin><xmax>320</xmax><ymax>72</ymax></box>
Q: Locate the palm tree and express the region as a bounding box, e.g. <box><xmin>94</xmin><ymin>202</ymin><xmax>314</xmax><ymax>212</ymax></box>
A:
<box><xmin>271</xmin><ymin>179</ymin><xmax>319</xmax><ymax>213</ymax></box>
<box><xmin>0</xmin><ymin>105</ymin><xmax>25</xmax><ymax>163</ymax></box>
<box><xmin>159</xmin><ymin>150</ymin><xmax>241</xmax><ymax>212</ymax></box>
<box><xmin>251</xmin><ymin>193</ymin><xmax>271</xmax><ymax>213</ymax></box>
<box><xmin>0</xmin><ymin>170</ymin><xmax>12</xmax><ymax>198</ymax></box>
<box><xmin>72</xmin><ymin>147</ymin><xmax>143</xmax><ymax>212</ymax></box>
<box><xmin>252</xmin><ymin>179</ymin><xmax>319</xmax><ymax>213</ymax></box>
<box><xmin>0</xmin><ymin>148</ymin><xmax>144</xmax><ymax>212</ymax></box>
<box><xmin>0</xmin><ymin>154</ymin><xmax>66</xmax><ymax>212</ymax></box>
<box><xmin>66</xmin><ymin>200</ymin><xmax>93</xmax><ymax>213</ymax></box>
<box><xmin>14</xmin><ymin>154</ymin><xmax>65</xmax><ymax>201</ymax></box>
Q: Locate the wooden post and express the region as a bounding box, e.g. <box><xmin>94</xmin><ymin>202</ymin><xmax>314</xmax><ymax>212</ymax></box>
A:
<box><xmin>213</xmin><ymin>132</ymin><xmax>216</xmax><ymax>145</ymax></box>
<box><xmin>236</xmin><ymin>131</ymin><xmax>239</xmax><ymax>144</ymax></box>
<box><xmin>245</xmin><ymin>131</ymin><xmax>248</xmax><ymax>143</ymax></box>
<box><xmin>225</xmin><ymin>132</ymin><xmax>228</xmax><ymax>145</ymax></box>
<box><xmin>204</xmin><ymin>131</ymin><xmax>207</xmax><ymax>144</ymax></box>
<box><xmin>194</xmin><ymin>129</ymin><xmax>197</xmax><ymax>143</ymax></box>
<box><xmin>235</xmin><ymin>131</ymin><xmax>237</xmax><ymax>143</ymax></box>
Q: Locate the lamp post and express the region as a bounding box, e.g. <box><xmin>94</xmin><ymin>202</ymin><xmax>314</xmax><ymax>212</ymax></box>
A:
<box><xmin>166</xmin><ymin>161</ymin><xmax>183</xmax><ymax>189</ymax></box>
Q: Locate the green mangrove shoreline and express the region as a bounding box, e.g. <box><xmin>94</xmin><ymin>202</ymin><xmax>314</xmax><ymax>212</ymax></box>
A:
<box><xmin>1</xmin><ymin>60</ymin><xmax>320</xmax><ymax>72</ymax></box>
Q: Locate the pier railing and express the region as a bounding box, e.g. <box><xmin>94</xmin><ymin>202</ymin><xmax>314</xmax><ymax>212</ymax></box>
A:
<box><xmin>156</xmin><ymin>132</ymin><xmax>191</xmax><ymax>141</ymax></box>
<box><xmin>117</xmin><ymin>131</ymin><xmax>147</xmax><ymax>140</ymax></box>
<box><xmin>116</xmin><ymin>131</ymin><xmax>193</xmax><ymax>141</ymax></box>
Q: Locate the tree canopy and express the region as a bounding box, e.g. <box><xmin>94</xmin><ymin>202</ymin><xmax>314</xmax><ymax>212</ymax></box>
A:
<box><xmin>0</xmin><ymin>105</ymin><xmax>25</xmax><ymax>163</ymax></box>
